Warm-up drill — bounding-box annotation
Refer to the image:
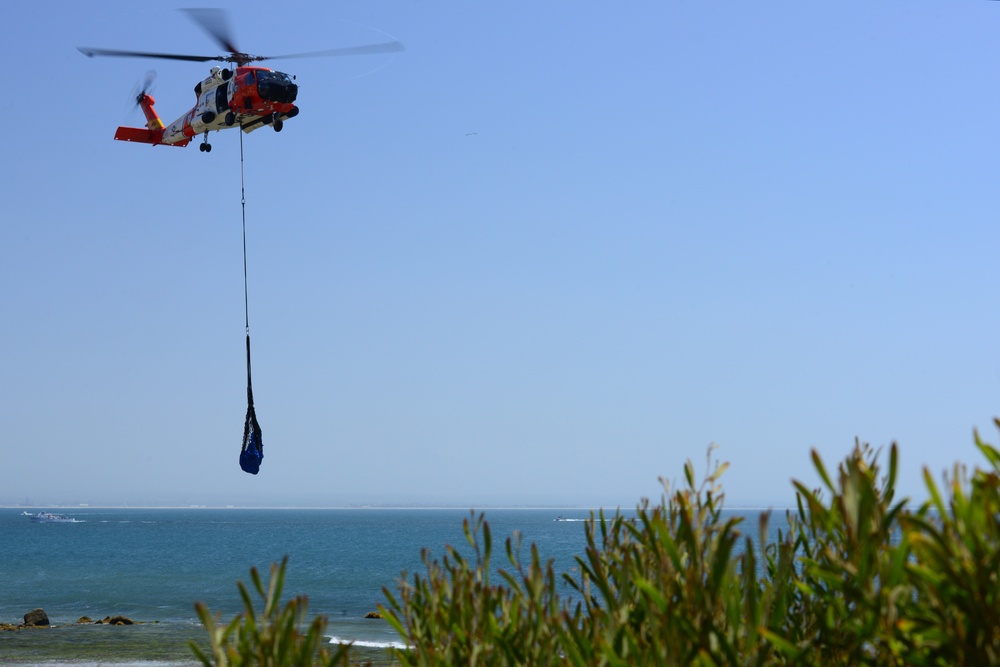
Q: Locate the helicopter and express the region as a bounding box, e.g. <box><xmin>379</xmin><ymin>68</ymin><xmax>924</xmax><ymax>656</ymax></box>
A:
<box><xmin>78</xmin><ymin>9</ymin><xmax>403</xmax><ymax>152</ymax></box>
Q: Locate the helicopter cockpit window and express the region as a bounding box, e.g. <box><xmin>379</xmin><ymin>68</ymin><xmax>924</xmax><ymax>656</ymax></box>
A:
<box><xmin>256</xmin><ymin>71</ymin><xmax>298</xmax><ymax>104</ymax></box>
<box><xmin>259</xmin><ymin>71</ymin><xmax>294</xmax><ymax>85</ymax></box>
<box><xmin>216</xmin><ymin>86</ymin><xmax>229</xmax><ymax>113</ymax></box>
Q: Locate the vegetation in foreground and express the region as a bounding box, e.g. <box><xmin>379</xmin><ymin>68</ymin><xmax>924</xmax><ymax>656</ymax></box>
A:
<box><xmin>195</xmin><ymin>421</ymin><xmax>1000</xmax><ymax>666</ymax></box>
<box><xmin>190</xmin><ymin>558</ymin><xmax>351</xmax><ymax>667</ymax></box>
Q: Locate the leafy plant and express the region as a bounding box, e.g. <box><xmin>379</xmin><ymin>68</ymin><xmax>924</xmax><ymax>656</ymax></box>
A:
<box><xmin>381</xmin><ymin>430</ymin><xmax>1000</xmax><ymax>666</ymax></box>
<box><xmin>197</xmin><ymin>423</ymin><xmax>1000</xmax><ymax>666</ymax></box>
<box><xmin>380</xmin><ymin>513</ymin><xmax>563</xmax><ymax>666</ymax></box>
<box><xmin>767</xmin><ymin>442</ymin><xmax>914</xmax><ymax>666</ymax></box>
<box><xmin>900</xmin><ymin>421</ymin><xmax>1000</xmax><ymax>665</ymax></box>
<box><xmin>190</xmin><ymin>556</ymin><xmax>353</xmax><ymax>667</ymax></box>
<box><xmin>559</xmin><ymin>450</ymin><xmax>763</xmax><ymax>666</ymax></box>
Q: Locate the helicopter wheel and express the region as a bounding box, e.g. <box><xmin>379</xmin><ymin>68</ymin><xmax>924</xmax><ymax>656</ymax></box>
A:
<box><xmin>272</xmin><ymin>114</ymin><xmax>283</xmax><ymax>132</ymax></box>
<box><xmin>199</xmin><ymin>142</ymin><xmax>212</xmax><ymax>152</ymax></box>
<box><xmin>225</xmin><ymin>112</ymin><xmax>235</xmax><ymax>126</ymax></box>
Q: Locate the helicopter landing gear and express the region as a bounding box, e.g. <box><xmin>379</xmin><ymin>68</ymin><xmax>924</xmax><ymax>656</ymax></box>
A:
<box><xmin>199</xmin><ymin>132</ymin><xmax>212</xmax><ymax>152</ymax></box>
<box><xmin>225</xmin><ymin>111</ymin><xmax>235</xmax><ymax>127</ymax></box>
<box><xmin>272</xmin><ymin>113</ymin><xmax>283</xmax><ymax>132</ymax></box>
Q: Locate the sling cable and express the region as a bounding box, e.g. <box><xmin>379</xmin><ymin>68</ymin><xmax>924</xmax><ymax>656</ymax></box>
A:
<box><xmin>238</xmin><ymin>125</ymin><xmax>264</xmax><ymax>475</ymax></box>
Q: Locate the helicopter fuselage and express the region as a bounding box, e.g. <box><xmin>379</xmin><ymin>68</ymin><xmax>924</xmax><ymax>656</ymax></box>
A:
<box><xmin>117</xmin><ymin>65</ymin><xmax>299</xmax><ymax>150</ymax></box>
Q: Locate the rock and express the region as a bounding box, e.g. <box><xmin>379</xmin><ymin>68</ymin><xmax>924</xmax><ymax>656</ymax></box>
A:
<box><xmin>77</xmin><ymin>616</ymin><xmax>93</xmax><ymax>624</ymax></box>
<box><xmin>98</xmin><ymin>615</ymin><xmax>134</xmax><ymax>626</ymax></box>
<box><xmin>364</xmin><ymin>611</ymin><xmax>383</xmax><ymax>619</ymax></box>
<box><xmin>23</xmin><ymin>609</ymin><xmax>49</xmax><ymax>627</ymax></box>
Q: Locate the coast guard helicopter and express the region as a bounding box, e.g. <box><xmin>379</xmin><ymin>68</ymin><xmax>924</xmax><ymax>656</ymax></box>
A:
<box><xmin>78</xmin><ymin>9</ymin><xmax>403</xmax><ymax>152</ymax></box>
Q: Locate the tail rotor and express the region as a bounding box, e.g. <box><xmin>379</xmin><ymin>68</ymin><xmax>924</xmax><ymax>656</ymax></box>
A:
<box><xmin>125</xmin><ymin>69</ymin><xmax>157</xmax><ymax>113</ymax></box>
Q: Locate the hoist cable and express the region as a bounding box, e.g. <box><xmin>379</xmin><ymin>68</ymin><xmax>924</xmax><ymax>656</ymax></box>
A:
<box><xmin>238</xmin><ymin>124</ymin><xmax>263</xmax><ymax>475</ymax></box>
<box><xmin>240</xmin><ymin>124</ymin><xmax>249</xmax><ymax>338</ymax></box>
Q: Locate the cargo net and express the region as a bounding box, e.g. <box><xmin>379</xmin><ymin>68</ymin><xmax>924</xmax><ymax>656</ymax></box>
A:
<box><xmin>239</xmin><ymin>334</ymin><xmax>264</xmax><ymax>475</ymax></box>
<box><xmin>240</xmin><ymin>401</ymin><xmax>263</xmax><ymax>474</ymax></box>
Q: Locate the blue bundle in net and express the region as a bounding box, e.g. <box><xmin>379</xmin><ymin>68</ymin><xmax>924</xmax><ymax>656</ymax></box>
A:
<box><xmin>240</xmin><ymin>334</ymin><xmax>263</xmax><ymax>474</ymax></box>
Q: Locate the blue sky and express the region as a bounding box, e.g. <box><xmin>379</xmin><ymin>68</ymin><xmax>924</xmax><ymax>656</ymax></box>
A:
<box><xmin>2</xmin><ymin>1</ymin><xmax>999</xmax><ymax>508</ymax></box>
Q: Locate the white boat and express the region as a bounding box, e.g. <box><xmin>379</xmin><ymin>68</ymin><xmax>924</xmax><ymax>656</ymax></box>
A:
<box><xmin>26</xmin><ymin>512</ymin><xmax>82</xmax><ymax>523</ymax></box>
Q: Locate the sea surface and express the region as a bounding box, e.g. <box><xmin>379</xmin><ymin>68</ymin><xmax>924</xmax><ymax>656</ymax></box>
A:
<box><xmin>0</xmin><ymin>507</ymin><xmax>789</xmax><ymax>666</ymax></box>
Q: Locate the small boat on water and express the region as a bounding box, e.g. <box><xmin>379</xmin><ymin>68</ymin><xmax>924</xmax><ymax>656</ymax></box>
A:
<box><xmin>24</xmin><ymin>511</ymin><xmax>82</xmax><ymax>523</ymax></box>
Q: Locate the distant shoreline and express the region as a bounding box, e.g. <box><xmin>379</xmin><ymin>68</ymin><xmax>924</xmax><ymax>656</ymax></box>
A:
<box><xmin>4</xmin><ymin>504</ymin><xmax>793</xmax><ymax>511</ymax></box>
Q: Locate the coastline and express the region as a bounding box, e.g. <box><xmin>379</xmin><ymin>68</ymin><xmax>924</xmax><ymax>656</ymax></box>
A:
<box><xmin>0</xmin><ymin>618</ymin><xmax>401</xmax><ymax>667</ymax></box>
<box><xmin>2</xmin><ymin>503</ymin><xmax>792</xmax><ymax>511</ymax></box>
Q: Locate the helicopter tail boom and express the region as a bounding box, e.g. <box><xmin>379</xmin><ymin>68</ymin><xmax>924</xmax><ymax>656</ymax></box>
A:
<box><xmin>113</xmin><ymin>92</ymin><xmax>189</xmax><ymax>147</ymax></box>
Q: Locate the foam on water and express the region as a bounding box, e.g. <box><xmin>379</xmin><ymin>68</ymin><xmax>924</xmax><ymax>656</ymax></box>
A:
<box><xmin>329</xmin><ymin>635</ymin><xmax>410</xmax><ymax>650</ymax></box>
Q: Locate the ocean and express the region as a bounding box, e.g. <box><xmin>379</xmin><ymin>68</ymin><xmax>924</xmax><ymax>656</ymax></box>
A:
<box><xmin>0</xmin><ymin>507</ymin><xmax>788</xmax><ymax>666</ymax></box>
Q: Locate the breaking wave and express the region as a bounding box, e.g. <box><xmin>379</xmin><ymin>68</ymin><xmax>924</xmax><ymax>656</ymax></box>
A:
<box><xmin>328</xmin><ymin>636</ymin><xmax>411</xmax><ymax>650</ymax></box>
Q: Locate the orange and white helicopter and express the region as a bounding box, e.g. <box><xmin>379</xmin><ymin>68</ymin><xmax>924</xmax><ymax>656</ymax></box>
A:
<box><xmin>78</xmin><ymin>9</ymin><xmax>403</xmax><ymax>152</ymax></box>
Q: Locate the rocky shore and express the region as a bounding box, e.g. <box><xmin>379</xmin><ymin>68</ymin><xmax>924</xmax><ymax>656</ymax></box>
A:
<box><xmin>1</xmin><ymin>608</ymin><xmax>142</xmax><ymax>631</ymax></box>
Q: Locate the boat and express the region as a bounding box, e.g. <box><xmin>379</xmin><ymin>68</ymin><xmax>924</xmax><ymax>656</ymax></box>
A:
<box><xmin>25</xmin><ymin>511</ymin><xmax>82</xmax><ymax>523</ymax></box>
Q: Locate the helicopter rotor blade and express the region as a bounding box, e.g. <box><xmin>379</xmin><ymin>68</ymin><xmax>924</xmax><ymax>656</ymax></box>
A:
<box><xmin>181</xmin><ymin>8</ymin><xmax>240</xmax><ymax>55</ymax></box>
<box><xmin>79</xmin><ymin>8</ymin><xmax>404</xmax><ymax>68</ymax></box>
<box><xmin>78</xmin><ymin>46</ymin><xmax>220</xmax><ymax>63</ymax></box>
<box><xmin>139</xmin><ymin>69</ymin><xmax>157</xmax><ymax>96</ymax></box>
<box><xmin>261</xmin><ymin>41</ymin><xmax>405</xmax><ymax>61</ymax></box>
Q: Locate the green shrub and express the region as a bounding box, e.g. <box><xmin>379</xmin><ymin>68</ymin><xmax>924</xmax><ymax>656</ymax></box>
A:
<box><xmin>557</xmin><ymin>451</ymin><xmax>772</xmax><ymax>666</ymax></box>
<box><xmin>380</xmin><ymin>513</ymin><xmax>563</xmax><ymax>666</ymax></box>
<box><xmin>198</xmin><ymin>423</ymin><xmax>1000</xmax><ymax>666</ymax></box>
<box><xmin>191</xmin><ymin>556</ymin><xmax>352</xmax><ymax>667</ymax></box>
<box><xmin>899</xmin><ymin>424</ymin><xmax>1000</xmax><ymax>665</ymax></box>
<box><xmin>771</xmin><ymin>442</ymin><xmax>913</xmax><ymax>666</ymax></box>
<box><xmin>383</xmin><ymin>428</ymin><xmax>1000</xmax><ymax>666</ymax></box>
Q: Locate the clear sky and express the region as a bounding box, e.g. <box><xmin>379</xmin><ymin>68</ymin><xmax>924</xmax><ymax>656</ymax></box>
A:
<box><xmin>2</xmin><ymin>1</ymin><xmax>999</xmax><ymax>509</ymax></box>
